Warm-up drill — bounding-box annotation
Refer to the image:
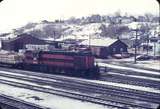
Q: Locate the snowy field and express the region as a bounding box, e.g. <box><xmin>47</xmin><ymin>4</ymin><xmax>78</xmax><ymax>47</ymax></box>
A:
<box><xmin>1</xmin><ymin>70</ymin><xmax>160</xmax><ymax>94</ymax></box>
<box><xmin>0</xmin><ymin>70</ymin><xmax>116</xmax><ymax>109</ymax></box>
<box><xmin>0</xmin><ymin>77</ymin><xmax>159</xmax><ymax>109</ymax></box>
<box><xmin>98</xmin><ymin>62</ymin><xmax>160</xmax><ymax>76</ymax></box>
<box><xmin>0</xmin><ymin>64</ymin><xmax>160</xmax><ymax>109</ymax></box>
<box><xmin>89</xmin><ymin>79</ymin><xmax>160</xmax><ymax>94</ymax></box>
<box><xmin>134</xmin><ymin>60</ymin><xmax>160</xmax><ymax>70</ymax></box>
<box><xmin>0</xmin><ymin>83</ymin><xmax>109</xmax><ymax>109</ymax></box>
<box><xmin>96</xmin><ymin>57</ymin><xmax>160</xmax><ymax>71</ymax></box>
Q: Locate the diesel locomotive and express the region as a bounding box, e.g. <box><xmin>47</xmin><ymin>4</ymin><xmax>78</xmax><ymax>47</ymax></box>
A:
<box><xmin>0</xmin><ymin>50</ymin><xmax>100</xmax><ymax>79</ymax></box>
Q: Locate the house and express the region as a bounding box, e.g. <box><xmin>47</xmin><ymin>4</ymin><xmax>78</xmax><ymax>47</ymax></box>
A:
<box><xmin>141</xmin><ymin>43</ymin><xmax>153</xmax><ymax>51</ymax></box>
<box><xmin>140</xmin><ymin>37</ymin><xmax>160</xmax><ymax>56</ymax></box>
<box><xmin>1</xmin><ymin>33</ymin><xmax>59</xmax><ymax>52</ymax></box>
<box><xmin>80</xmin><ymin>38</ymin><xmax>128</xmax><ymax>58</ymax></box>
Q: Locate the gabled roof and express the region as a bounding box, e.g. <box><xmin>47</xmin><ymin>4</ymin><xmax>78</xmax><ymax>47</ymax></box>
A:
<box><xmin>2</xmin><ymin>33</ymin><xmax>40</xmax><ymax>43</ymax></box>
<box><xmin>80</xmin><ymin>38</ymin><xmax>118</xmax><ymax>47</ymax></box>
<box><xmin>3</xmin><ymin>33</ymin><xmax>56</xmax><ymax>43</ymax></box>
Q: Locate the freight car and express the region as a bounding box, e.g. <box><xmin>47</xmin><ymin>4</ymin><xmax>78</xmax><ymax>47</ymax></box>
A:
<box><xmin>0</xmin><ymin>51</ymin><xmax>23</xmax><ymax>68</ymax></box>
<box><xmin>23</xmin><ymin>50</ymin><xmax>100</xmax><ymax>78</ymax></box>
<box><xmin>0</xmin><ymin>50</ymin><xmax>100</xmax><ymax>79</ymax></box>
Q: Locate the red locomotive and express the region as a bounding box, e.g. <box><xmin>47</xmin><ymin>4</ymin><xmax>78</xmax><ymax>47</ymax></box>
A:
<box><xmin>23</xmin><ymin>50</ymin><xmax>100</xmax><ymax>78</ymax></box>
<box><xmin>0</xmin><ymin>49</ymin><xmax>99</xmax><ymax>78</ymax></box>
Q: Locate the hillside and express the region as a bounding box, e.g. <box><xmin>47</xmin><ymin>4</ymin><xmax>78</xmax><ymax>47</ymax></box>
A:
<box><xmin>0</xmin><ymin>14</ymin><xmax>159</xmax><ymax>42</ymax></box>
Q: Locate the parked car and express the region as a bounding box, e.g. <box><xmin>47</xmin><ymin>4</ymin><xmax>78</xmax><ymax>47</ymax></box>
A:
<box><xmin>112</xmin><ymin>54</ymin><xmax>123</xmax><ymax>59</ymax></box>
<box><xmin>121</xmin><ymin>52</ymin><xmax>130</xmax><ymax>58</ymax></box>
<box><xmin>113</xmin><ymin>53</ymin><xmax>130</xmax><ymax>59</ymax></box>
<box><xmin>136</xmin><ymin>55</ymin><xmax>151</xmax><ymax>61</ymax></box>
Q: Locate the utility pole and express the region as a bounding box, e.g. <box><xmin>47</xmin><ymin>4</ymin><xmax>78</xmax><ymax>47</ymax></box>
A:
<box><xmin>89</xmin><ymin>34</ymin><xmax>91</xmax><ymax>49</ymax></box>
<box><xmin>53</xmin><ymin>31</ymin><xmax>55</xmax><ymax>41</ymax></box>
<box><xmin>146</xmin><ymin>35</ymin><xmax>149</xmax><ymax>55</ymax></box>
<box><xmin>154</xmin><ymin>42</ymin><xmax>156</xmax><ymax>58</ymax></box>
<box><xmin>133</xmin><ymin>17</ymin><xmax>138</xmax><ymax>64</ymax></box>
<box><xmin>153</xmin><ymin>31</ymin><xmax>157</xmax><ymax>59</ymax></box>
<box><xmin>134</xmin><ymin>29</ymin><xmax>138</xmax><ymax>64</ymax></box>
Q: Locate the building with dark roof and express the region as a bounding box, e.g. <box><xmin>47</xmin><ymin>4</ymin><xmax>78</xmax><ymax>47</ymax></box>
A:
<box><xmin>80</xmin><ymin>38</ymin><xmax>128</xmax><ymax>58</ymax></box>
<box><xmin>1</xmin><ymin>34</ymin><xmax>58</xmax><ymax>52</ymax></box>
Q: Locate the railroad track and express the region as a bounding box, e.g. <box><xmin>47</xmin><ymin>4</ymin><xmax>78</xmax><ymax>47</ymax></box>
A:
<box><xmin>0</xmin><ymin>72</ymin><xmax>160</xmax><ymax>105</ymax></box>
<box><xmin>0</xmin><ymin>68</ymin><xmax>159</xmax><ymax>109</ymax></box>
<box><xmin>0</xmin><ymin>94</ymin><xmax>47</xmax><ymax>109</ymax></box>
<box><xmin>0</xmin><ymin>68</ymin><xmax>160</xmax><ymax>99</ymax></box>
<box><xmin>0</xmin><ymin>72</ymin><xmax>160</xmax><ymax>104</ymax></box>
<box><xmin>0</xmin><ymin>78</ymin><xmax>136</xmax><ymax>109</ymax></box>
<box><xmin>100</xmin><ymin>73</ymin><xmax>160</xmax><ymax>89</ymax></box>
<box><xmin>1</xmin><ymin>67</ymin><xmax>160</xmax><ymax>97</ymax></box>
<box><xmin>0</xmin><ymin>78</ymin><xmax>157</xmax><ymax>109</ymax></box>
<box><xmin>100</xmin><ymin>66</ymin><xmax>160</xmax><ymax>79</ymax></box>
<box><xmin>96</xmin><ymin>60</ymin><xmax>160</xmax><ymax>73</ymax></box>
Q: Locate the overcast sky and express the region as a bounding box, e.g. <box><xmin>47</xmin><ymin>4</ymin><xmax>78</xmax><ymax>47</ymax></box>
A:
<box><xmin>0</xmin><ymin>0</ymin><xmax>159</xmax><ymax>32</ymax></box>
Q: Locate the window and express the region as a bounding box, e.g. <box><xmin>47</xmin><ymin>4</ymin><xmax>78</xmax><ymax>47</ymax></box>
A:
<box><xmin>113</xmin><ymin>48</ymin><xmax>116</xmax><ymax>52</ymax></box>
<box><xmin>120</xmin><ymin>48</ymin><xmax>124</xmax><ymax>52</ymax></box>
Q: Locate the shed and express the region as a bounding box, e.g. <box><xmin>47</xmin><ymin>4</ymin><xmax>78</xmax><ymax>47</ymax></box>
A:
<box><xmin>80</xmin><ymin>38</ymin><xmax>128</xmax><ymax>58</ymax></box>
<box><xmin>1</xmin><ymin>34</ymin><xmax>58</xmax><ymax>52</ymax></box>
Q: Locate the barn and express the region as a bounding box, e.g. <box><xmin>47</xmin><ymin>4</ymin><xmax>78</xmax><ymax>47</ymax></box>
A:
<box><xmin>1</xmin><ymin>33</ymin><xmax>58</xmax><ymax>52</ymax></box>
<box><xmin>80</xmin><ymin>38</ymin><xmax>128</xmax><ymax>58</ymax></box>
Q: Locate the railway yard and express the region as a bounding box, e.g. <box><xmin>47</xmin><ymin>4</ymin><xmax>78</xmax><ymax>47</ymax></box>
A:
<box><xmin>0</xmin><ymin>0</ymin><xmax>159</xmax><ymax>108</ymax></box>
<box><xmin>0</xmin><ymin>62</ymin><xmax>159</xmax><ymax>109</ymax></box>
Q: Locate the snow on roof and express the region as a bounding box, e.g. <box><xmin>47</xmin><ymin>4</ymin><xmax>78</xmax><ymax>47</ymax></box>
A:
<box><xmin>80</xmin><ymin>38</ymin><xmax>118</xmax><ymax>47</ymax></box>
<box><xmin>141</xmin><ymin>43</ymin><xmax>154</xmax><ymax>46</ymax></box>
<box><xmin>2</xmin><ymin>34</ymin><xmax>38</xmax><ymax>42</ymax></box>
<box><xmin>56</xmin><ymin>35</ymin><xmax>89</xmax><ymax>41</ymax></box>
<box><xmin>40</xmin><ymin>37</ymin><xmax>55</xmax><ymax>41</ymax></box>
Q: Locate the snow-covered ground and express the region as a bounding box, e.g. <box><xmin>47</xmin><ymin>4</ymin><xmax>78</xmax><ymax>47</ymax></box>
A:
<box><xmin>98</xmin><ymin>62</ymin><xmax>160</xmax><ymax>76</ymax></box>
<box><xmin>0</xmin><ymin>70</ymin><xmax>117</xmax><ymax>109</ymax></box>
<box><xmin>88</xmin><ymin>80</ymin><xmax>160</xmax><ymax>94</ymax></box>
<box><xmin>1</xmin><ymin>69</ymin><xmax>160</xmax><ymax>95</ymax></box>
<box><xmin>0</xmin><ymin>83</ymin><xmax>108</xmax><ymax>109</ymax></box>
<box><xmin>57</xmin><ymin>23</ymin><xmax>102</xmax><ymax>41</ymax></box>
<box><xmin>106</xmin><ymin>72</ymin><xmax>160</xmax><ymax>82</ymax></box>
<box><xmin>0</xmin><ymin>71</ymin><xmax>111</xmax><ymax>109</ymax></box>
<box><xmin>134</xmin><ymin>60</ymin><xmax>160</xmax><ymax>70</ymax></box>
<box><xmin>0</xmin><ymin>68</ymin><xmax>160</xmax><ymax>108</ymax></box>
<box><xmin>96</xmin><ymin>57</ymin><xmax>160</xmax><ymax>71</ymax></box>
<box><xmin>0</xmin><ymin>75</ymin><xmax>159</xmax><ymax>109</ymax></box>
